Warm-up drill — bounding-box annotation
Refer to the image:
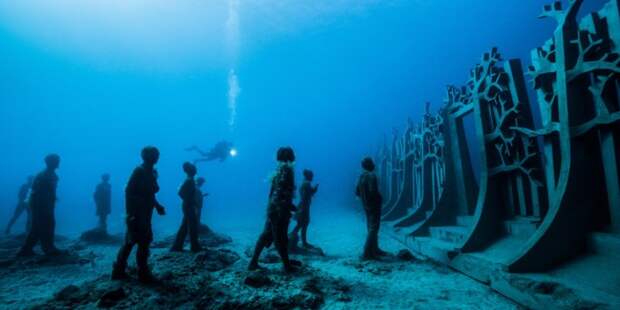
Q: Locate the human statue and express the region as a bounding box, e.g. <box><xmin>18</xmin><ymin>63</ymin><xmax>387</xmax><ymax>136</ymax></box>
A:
<box><xmin>171</xmin><ymin>162</ymin><xmax>202</xmax><ymax>252</ymax></box>
<box><xmin>94</xmin><ymin>173</ymin><xmax>112</xmax><ymax>232</ymax></box>
<box><xmin>289</xmin><ymin>169</ymin><xmax>319</xmax><ymax>249</ymax></box>
<box><xmin>248</xmin><ymin>147</ymin><xmax>301</xmax><ymax>272</ymax></box>
<box><xmin>355</xmin><ymin>157</ymin><xmax>388</xmax><ymax>260</ymax></box>
<box><xmin>195</xmin><ymin>177</ymin><xmax>209</xmax><ymax>230</ymax></box>
<box><xmin>112</xmin><ymin>146</ymin><xmax>166</xmax><ymax>283</ymax></box>
<box><xmin>5</xmin><ymin>175</ymin><xmax>34</xmax><ymax>235</ymax></box>
<box><xmin>17</xmin><ymin>154</ymin><xmax>63</xmax><ymax>256</ymax></box>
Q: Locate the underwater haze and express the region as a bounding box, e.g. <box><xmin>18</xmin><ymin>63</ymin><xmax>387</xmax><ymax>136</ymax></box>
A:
<box><xmin>0</xmin><ymin>0</ymin><xmax>602</xmax><ymax>237</ymax></box>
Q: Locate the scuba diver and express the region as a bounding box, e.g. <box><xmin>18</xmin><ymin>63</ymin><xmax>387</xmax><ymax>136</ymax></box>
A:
<box><xmin>94</xmin><ymin>173</ymin><xmax>112</xmax><ymax>232</ymax></box>
<box><xmin>5</xmin><ymin>175</ymin><xmax>34</xmax><ymax>235</ymax></box>
<box><xmin>248</xmin><ymin>147</ymin><xmax>301</xmax><ymax>273</ymax></box>
<box><xmin>171</xmin><ymin>162</ymin><xmax>202</xmax><ymax>252</ymax></box>
<box><xmin>289</xmin><ymin>169</ymin><xmax>319</xmax><ymax>249</ymax></box>
<box><xmin>186</xmin><ymin>140</ymin><xmax>235</xmax><ymax>163</ymax></box>
<box><xmin>355</xmin><ymin>157</ymin><xmax>387</xmax><ymax>260</ymax></box>
<box><xmin>112</xmin><ymin>146</ymin><xmax>166</xmax><ymax>283</ymax></box>
<box><xmin>17</xmin><ymin>154</ymin><xmax>64</xmax><ymax>256</ymax></box>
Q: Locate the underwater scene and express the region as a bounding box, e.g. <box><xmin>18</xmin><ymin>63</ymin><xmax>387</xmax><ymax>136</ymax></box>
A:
<box><xmin>0</xmin><ymin>0</ymin><xmax>619</xmax><ymax>309</ymax></box>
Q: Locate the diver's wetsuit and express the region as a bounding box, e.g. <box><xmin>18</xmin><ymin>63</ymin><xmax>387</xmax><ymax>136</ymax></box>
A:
<box><xmin>114</xmin><ymin>165</ymin><xmax>161</xmax><ymax>276</ymax></box>
<box><xmin>249</xmin><ymin>163</ymin><xmax>296</xmax><ymax>270</ymax></box>
<box><xmin>290</xmin><ymin>180</ymin><xmax>318</xmax><ymax>247</ymax></box>
<box><xmin>206</xmin><ymin>141</ymin><xmax>230</xmax><ymax>162</ymax></box>
<box><xmin>94</xmin><ymin>181</ymin><xmax>111</xmax><ymax>231</ymax></box>
<box><xmin>19</xmin><ymin>170</ymin><xmax>59</xmax><ymax>255</ymax></box>
<box><xmin>172</xmin><ymin>177</ymin><xmax>200</xmax><ymax>251</ymax></box>
<box><xmin>189</xmin><ymin>141</ymin><xmax>233</xmax><ymax>163</ymax></box>
<box><xmin>6</xmin><ymin>181</ymin><xmax>32</xmax><ymax>234</ymax></box>
<box><xmin>356</xmin><ymin>170</ymin><xmax>383</xmax><ymax>259</ymax></box>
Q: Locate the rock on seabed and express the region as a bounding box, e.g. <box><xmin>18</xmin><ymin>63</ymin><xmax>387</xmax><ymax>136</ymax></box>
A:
<box><xmin>37</xmin><ymin>246</ymin><xmax>352</xmax><ymax>309</ymax></box>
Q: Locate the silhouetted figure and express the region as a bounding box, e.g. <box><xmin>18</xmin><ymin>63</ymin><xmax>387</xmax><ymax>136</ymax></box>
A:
<box><xmin>195</xmin><ymin>177</ymin><xmax>208</xmax><ymax>228</ymax></box>
<box><xmin>5</xmin><ymin>176</ymin><xmax>34</xmax><ymax>235</ymax></box>
<box><xmin>249</xmin><ymin>147</ymin><xmax>300</xmax><ymax>272</ymax></box>
<box><xmin>186</xmin><ymin>140</ymin><xmax>234</xmax><ymax>163</ymax></box>
<box><xmin>112</xmin><ymin>146</ymin><xmax>166</xmax><ymax>283</ymax></box>
<box><xmin>171</xmin><ymin>162</ymin><xmax>202</xmax><ymax>252</ymax></box>
<box><xmin>17</xmin><ymin>154</ymin><xmax>63</xmax><ymax>256</ymax></box>
<box><xmin>289</xmin><ymin>169</ymin><xmax>319</xmax><ymax>249</ymax></box>
<box><xmin>356</xmin><ymin>157</ymin><xmax>386</xmax><ymax>260</ymax></box>
<box><xmin>94</xmin><ymin>173</ymin><xmax>112</xmax><ymax>232</ymax></box>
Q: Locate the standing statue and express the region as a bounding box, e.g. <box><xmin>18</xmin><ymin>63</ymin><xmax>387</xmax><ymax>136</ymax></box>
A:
<box><xmin>195</xmin><ymin>177</ymin><xmax>209</xmax><ymax>232</ymax></box>
<box><xmin>171</xmin><ymin>162</ymin><xmax>202</xmax><ymax>252</ymax></box>
<box><xmin>94</xmin><ymin>173</ymin><xmax>112</xmax><ymax>232</ymax></box>
<box><xmin>356</xmin><ymin>157</ymin><xmax>387</xmax><ymax>260</ymax></box>
<box><xmin>289</xmin><ymin>169</ymin><xmax>319</xmax><ymax>249</ymax></box>
<box><xmin>5</xmin><ymin>176</ymin><xmax>34</xmax><ymax>235</ymax></box>
<box><xmin>248</xmin><ymin>147</ymin><xmax>301</xmax><ymax>272</ymax></box>
<box><xmin>112</xmin><ymin>146</ymin><xmax>166</xmax><ymax>283</ymax></box>
<box><xmin>17</xmin><ymin>154</ymin><xmax>63</xmax><ymax>256</ymax></box>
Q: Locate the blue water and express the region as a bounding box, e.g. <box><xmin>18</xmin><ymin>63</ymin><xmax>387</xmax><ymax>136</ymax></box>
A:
<box><xmin>0</xmin><ymin>1</ymin><xmax>603</xmax><ymax>236</ymax></box>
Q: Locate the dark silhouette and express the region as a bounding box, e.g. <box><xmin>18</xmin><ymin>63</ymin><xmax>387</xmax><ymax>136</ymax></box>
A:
<box><xmin>5</xmin><ymin>176</ymin><xmax>34</xmax><ymax>235</ymax></box>
<box><xmin>112</xmin><ymin>146</ymin><xmax>166</xmax><ymax>283</ymax></box>
<box><xmin>355</xmin><ymin>157</ymin><xmax>386</xmax><ymax>260</ymax></box>
<box><xmin>186</xmin><ymin>140</ymin><xmax>234</xmax><ymax>163</ymax></box>
<box><xmin>249</xmin><ymin>147</ymin><xmax>300</xmax><ymax>272</ymax></box>
<box><xmin>289</xmin><ymin>169</ymin><xmax>319</xmax><ymax>249</ymax></box>
<box><xmin>195</xmin><ymin>177</ymin><xmax>208</xmax><ymax>228</ymax></box>
<box><xmin>171</xmin><ymin>162</ymin><xmax>202</xmax><ymax>252</ymax></box>
<box><xmin>17</xmin><ymin>154</ymin><xmax>63</xmax><ymax>256</ymax></box>
<box><xmin>94</xmin><ymin>173</ymin><xmax>112</xmax><ymax>232</ymax></box>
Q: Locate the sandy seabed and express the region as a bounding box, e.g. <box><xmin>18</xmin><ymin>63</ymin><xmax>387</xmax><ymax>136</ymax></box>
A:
<box><xmin>0</xmin><ymin>209</ymin><xmax>520</xmax><ymax>309</ymax></box>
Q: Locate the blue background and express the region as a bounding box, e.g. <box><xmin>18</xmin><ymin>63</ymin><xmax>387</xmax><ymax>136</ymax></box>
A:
<box><xmin>0</xmin><ymin>1</ymin><xmax>603</xmax><ymax>235</ymax></box>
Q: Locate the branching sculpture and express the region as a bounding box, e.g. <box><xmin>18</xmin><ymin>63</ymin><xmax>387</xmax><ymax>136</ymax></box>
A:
<box><xmin>373</xmin><ymin>1</ymin><xmax>620</xmax><ymax>300</ymax></box>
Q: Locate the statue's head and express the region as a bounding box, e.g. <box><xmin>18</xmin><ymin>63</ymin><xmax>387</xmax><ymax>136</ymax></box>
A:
<box><xmin>45</xmin><ymin>154</ymin><xmax>61</xmax><ymax>170</ymax></box>
<box><xmin>303</xmin><ymin>169</ymin><xmax>314</xmax><ymax>181</ymax></box>
<box><xmin>276</xmin><ymin>147</ymin><xmax>295</xmax><ymax>163</ymax></box>
<box><xmin>361</xmin><ymin>157</ymin><xmax>375</xmax><ymax>172</ymax></box>
<box><xmin>101</xmin><ymin>173</ymin><xmax>111</xmax><ymax>182</ymax></box>
<box><xmin>141</xmin><ymin>146</ymin><xmax>160</xmax><ymax>165</ymax></box>
<box><xmin>183</xmin><ymin>162</ymin><xmax>197</xmax><ymax>177</ymax></box>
